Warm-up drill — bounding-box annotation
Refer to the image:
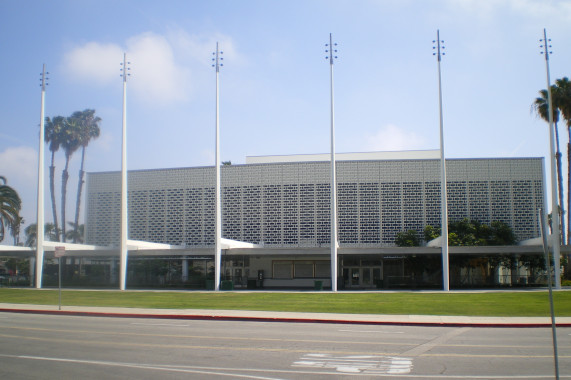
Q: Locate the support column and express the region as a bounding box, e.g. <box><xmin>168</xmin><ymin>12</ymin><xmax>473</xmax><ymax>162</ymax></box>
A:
<box><xmin>110</xmin><ymin>259</ymin><xmax>118</xmax><ymax>285</ymax></box>
<box><xmin>35</xmin><ymin>64</ymin><xmax>47</xmax><ymax>288</ymax></box>
<box><xmin>119</xmin><ymin>53</ymin><xmax>130</xmax><ymax>290</ymax></box>
<box><xmin>182</xmin><ymin>257</ymin><xmax>188</xmax><ymax>282</ymax></box>
<box><xmin>29</xmin><ymin>258</ymin><xmax>35</xmax><ymax>287</ymax></box>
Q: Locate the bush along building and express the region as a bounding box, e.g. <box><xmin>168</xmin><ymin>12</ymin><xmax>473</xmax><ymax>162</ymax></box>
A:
<box><xmin>75</xmin><ymin>150</ymin><xmax>560</xmax><ymax>290</ymax></box>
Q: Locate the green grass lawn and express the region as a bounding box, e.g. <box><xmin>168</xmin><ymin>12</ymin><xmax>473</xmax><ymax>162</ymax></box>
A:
<box><xmin>0</xmin><ymin>288</ymin><xmax>570</xmax><ymax>317</ymax></box>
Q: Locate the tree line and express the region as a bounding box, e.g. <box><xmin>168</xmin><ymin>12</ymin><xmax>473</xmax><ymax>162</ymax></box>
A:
<box><xmin>44</xmin><ymin>109</ymin><xmax>101</xmax><ymax>243</ymax></box>
<box><xmin>0</xmin><ymin>176</ymin><xmax>22</xmax><ymax>244</ymax></box>
<box><xmin>0</xmin><ymin>109</ymin><xmax>101</xmax><ymax>246</ymax></box>
<box><xmin>395</xmin><ymin>218</ymin><xmax>516</xmax><ymax>247</ymax></box>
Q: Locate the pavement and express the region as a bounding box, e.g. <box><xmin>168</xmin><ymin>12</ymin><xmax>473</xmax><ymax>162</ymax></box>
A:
<box><xmin>1</xmin><ymin>302</ymin><xmax>570</xmax><ymax>327</ymax></box>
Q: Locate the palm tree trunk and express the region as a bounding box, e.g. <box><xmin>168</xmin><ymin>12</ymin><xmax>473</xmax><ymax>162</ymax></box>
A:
<box><xmin>49</xmin><ymin>151</ymin><xmax>60</xmax><ymax>241</ymax></box>
<box><xmin>555</xmin><ymin>123</ymin><xmax>566</xmax><ymax>243</ymax></box>
<box><xmin>567</xmin><ymin>132</ymin><xmax>571</xmax><ymax>279</ymax></box>
<box><xmin>61</xmin><ymin>158</ymin><xmax>70</xmax><ymax>243</ymax></box>
<box><xmin>568</xmin><ymin>138</ymin><xmax>571</xmax><ymax>245</ymax></box>
<box><xmin>73</xmin><ymin>147</ymin><xmax>86</xmax><ymax>243</ymax></box>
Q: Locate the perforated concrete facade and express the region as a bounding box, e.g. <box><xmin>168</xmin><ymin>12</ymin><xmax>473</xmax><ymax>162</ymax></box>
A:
<box><xmin>85</xmin><ymin>158</ymin><xmax>544</xmax><ymax>248</ymax></box>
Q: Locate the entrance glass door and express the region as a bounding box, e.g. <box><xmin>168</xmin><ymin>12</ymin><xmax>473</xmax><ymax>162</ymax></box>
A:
<box><xmin>362</xmin><ymin>268</ymin><xmax>371</xmax><ymax>286</ymax></box>
<box><xmin>343</xmin><ymin>267</ymin><xmax>383</xmax><ymax>288</ymax></box>
<box><xmin>372</xmin><ymin>267</ymin><xmax>382</xmax><ymax>288</ymax></box>
<box><xmin>361</xmin><ymin>267</ymin><xmax>382</xmax><ymax>288</ymax></box>
<box><xmin>351</xmin><ymin>268</ymin><xmax>360</xmax><ymax>286</ymax></box>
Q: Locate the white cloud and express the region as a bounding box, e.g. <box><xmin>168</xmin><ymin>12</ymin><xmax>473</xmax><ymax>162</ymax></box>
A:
<box><xmin>61</xmin><ymin>31</ymin><xmax>238</xmax><ymax>106</ymax></box>
<box><xmin>509</xmin><ymin>0</ymin><xmax>571</xmax><ymax>21</ymax></box>
<box><xmin>444</xmin><ymin>0</ymin><xmax>504</xmax><ymax>19</ymax></box>
<box><xmin>365</xmin><ymin>125</ymin><xmax>426</xmax><ymax>151</ymax></box>
<box><xmin>63</xmin><ymin>42</ymin><xmax>124</xmax><ymax>86</ymax></box>
<box><xmin>444</xmin><ymin>0</ymin><xmax>571</xmax><ymax>22</ymax></box>
<box><xmin>62</xmin><ymin>32</ymin><xmax>194</xmax><ymax>106</ymax></box>
<box><xmin>167</xmin><ymin>29</ymin><xmax>242</xmax><ymax>67</ymax></box>
<box><xmin>0</xmin><ymin>146</ymin><xmax>37</xmax><ymax>185</ymax></box>
<box><xmin>126</xmin><ymin>32</ymin><xmax>191</xmax><ymax>105</ymax></box>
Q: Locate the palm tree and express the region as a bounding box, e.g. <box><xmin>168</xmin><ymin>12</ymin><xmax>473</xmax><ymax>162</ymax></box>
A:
<box><xmin>533</xmin><ymin>87</ymin><xmax>566</xmax><ymax>243</ymax></box>
<box><xmin>11</xmin><ymin>216</ymin><xmax>24</xmax><ymax>245</ymax></box>
<box><xmin>70</xmin><ymin>109</ymin><xmax>101</xmax><ymax>242</ymax></box>
<box><xmin>24</xmin><ymin>222</ymin><xmax>60</xmax><ymax>247</ymax></box>
<box><xmin>553</xmin><ymin>77</ymin><xmax>571</xmax><ymax>280</ymax></box>
<box><xmin>45</xmin><ymin>115</ymin><xmax>66</xmax><ymax>240</ymax></box>
<box><xmin>60</xmin><ymin>117</ymin><xmax>81</xmax><ymax>242</ymax></box>
<box><xmin>554</xmin><ymin>77</ymin><xmax>571</xmax><ymax>245</ymax></box>
<box><xmin>24</xmin><ymin>223</ymin><xmax>36</xmax><ymax>247</ymax></box>
<box><xmin>65</xmin><ymin>222</ymin><xmax>84</xmax><ymax>244</ymax></box>
<box><xmin>0</xmin><ymin>176</ymin><xmax>21</xmax><ymax>243</ymax></box>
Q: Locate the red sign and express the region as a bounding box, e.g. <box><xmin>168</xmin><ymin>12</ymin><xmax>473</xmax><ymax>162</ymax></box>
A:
<box><xmin>55</xmin><ymin>246</ymin><xmax>65</xmax><ymax>258</ymax></box>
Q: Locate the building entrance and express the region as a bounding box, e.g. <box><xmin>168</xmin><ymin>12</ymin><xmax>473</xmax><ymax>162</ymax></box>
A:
<box><xmin>342</xmin><ymin>267</ymin><xmax>382</xmax><ymax>288</ymax></box>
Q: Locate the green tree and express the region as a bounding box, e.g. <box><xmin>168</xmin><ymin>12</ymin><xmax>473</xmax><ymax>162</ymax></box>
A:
<box><xmin>11</xmin><ymin>215</ymin><xmax>24</xmax><ymax>245</ymax></box>
<box><xmin>4</xmin><ymin>257</ymin><xmax>29</xmax><ymax>277</ymax></box>
<box><xmin>395</xmin><ymin>230</ymin><xmax>420</xmax><ymax>247</ymax></box>
<box><xmin>65</xmin><ymin>222</ymin><xmax>84</xmax><ymax>244</ymax></box>
<box><xmin>489</xmin><ymin>220</ymin><xmax>516</xmax><ymax>245</ymax></box>
<box><xmin>532</xmin><ymin>87</ymin><xmax>565</xmax><ymax>244</ymax></box>
<box><xmin>45</xmin><ymin>115</ymin><xmax>67</xmax><ymax>240</ymax></box>
<box><xmin>555</xmin><ymin>77</ymin><xmax>571</xmax><ymax>279</ymax></box>
<box><xmin>59</xmin><ymin>117</ymin><xmax>81</xmax><ymax>242</ymax></box>
<box><xmin>421</xmin><ymin>219</ymin><xmax>516</xmax><ymax>247</ymax></box>
<box><xmin>447</xmin><ymin>219</ymin><xmax>485</xmax><ymax>246</ymax></box>
<box><xmin>0</xmin><ymin>176</ymin><xmax>21</xmax><ymax>243</ymax></box>
<box><xmin>70</xmin><ymin>109</ymin><xmax>101</xmax><ymax>242</ymax></box>
<box><xmin>424</xmin><ymin>225</ymin><xmax>440</xmax><ymax>242</ymax></box>
<box><xmin>554</xmin><ymin>77</ymin><xmax>571</xmax><ymax>245</ymax></box>
<box><xmin>24</xmin><ymin>222</ymin><xmax>60</xmax><ymax>247</ymax></box>
<box><xmin>519</xmin><ymin>253</ymin><xmax>546</xmax><ymax>283</ymax></box>
<box><xmin>24</xmin><ymin>223</ymin><xmax>37</xmax><ymax>247</ymax></box>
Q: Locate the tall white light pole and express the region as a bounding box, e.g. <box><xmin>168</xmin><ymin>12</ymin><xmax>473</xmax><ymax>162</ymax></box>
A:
<box><xmin>212</xmin><ymin>43</ymin><xmax>223</xmax><ymax>291</ymax></box>
<box><xmin>434</xmin><ymin>30</ymin><xmax>450</xmax><ymax>291</ymax></box>
<box><xmin>35</xmin><ymin>64</ymin><xmax>48</xmax><ymax>288</ymax></box>
<box><xmin>326</xmin><ymin>33</ymin><xmax>339</xmax><ymax>292</ymax></box>
<box><xmin>540</xmin><ymin>29</ymin><xmax>562</xmax><ymax>289</ymax></box>
<box><xmin>119</xmin><ymin>53</ymin><xmax>130</xmax><ymax>291</ymax></box>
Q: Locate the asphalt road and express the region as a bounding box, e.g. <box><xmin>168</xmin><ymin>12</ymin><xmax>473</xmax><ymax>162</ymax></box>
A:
<box><xmin>0</xmin><ymin>312</ymin><xmax>569</xmax><ymax>379</ymax></box>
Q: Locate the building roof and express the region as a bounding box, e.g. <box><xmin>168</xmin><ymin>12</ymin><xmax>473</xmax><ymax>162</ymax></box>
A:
<box><xmin>245</xmin><ymin>150</ymin><xmax>441</xmax><ymax>164</ymax></box>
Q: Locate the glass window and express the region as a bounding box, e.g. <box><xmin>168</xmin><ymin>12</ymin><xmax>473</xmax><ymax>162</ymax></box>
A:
<box><xmin>315</xmin><ymin>262</ymin><xmax>331</xmax><ymax>277</ymax></box>
<box><xmin>343</xmin><ymin>257</ymin><xmax>360</xmax><ymax>266</ymax></box>
<box><xmin>363</xmin><ymin>269</ymin><xmax>371</xmax><ymax>286</ymax></box>
<box><xmin>273</xmin><ymin>261</ymin><xmax>293</xmax><ymax>279</ymax></box>
<box><xmin>294</xmin><ymin>262</ymin><xmax>314</xmax><ymax>278</ymax></box>
<box><xmin>362</xmin><ymin>259</ymin><xmax>382</xmax><ymax>266</ymax></box>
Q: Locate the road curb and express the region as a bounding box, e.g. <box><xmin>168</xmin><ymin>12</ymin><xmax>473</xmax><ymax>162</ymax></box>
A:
<box><xmin>1</xmin><ymin>308</ymin><xmax>570</xmax><ymax>328</ymax></box>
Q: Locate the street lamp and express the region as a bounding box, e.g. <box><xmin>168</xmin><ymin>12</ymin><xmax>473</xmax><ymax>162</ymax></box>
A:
<box><xmin>433</xmin><ymin>30</ymin><xmax>449</xmax><ymax>291</ymax></box>
<box><xmin>212</xmin><ymin>43</ymin><xmax>223</xmax><ymax>291</ymax></box>
<box><xmin>325</xmin><ymin>33</ymin><xmax>339</xmax><ymax>292</ymax></box>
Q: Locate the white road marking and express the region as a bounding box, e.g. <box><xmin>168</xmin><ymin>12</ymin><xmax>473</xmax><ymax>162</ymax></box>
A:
<box><xmin>130</xmin><ymin>322</ymin><xmax>190</xmax><ymax>327</ymax></box>
<box><xmin>0</xmin><ymin>353</ymin><xmax>285</xmax><ymax>380</ymax></box>
<box><xmin>0</xmin><ymin>353</ymin><xmax>566</xmax><ymax>378</ymax></box>
<box><xmin>339</xmin><ymin>329</ymin><xmax>404</xmax><ymax>334</ymax></box>
<box><xmin>293</xmin><ymin>353</ymin><xmax>413</xmax><ymax>374</ymax></box>
<box><xmin>402</xmin><ymin>327</ymin><xmax>471</xmax><ymax>357</ymax></box>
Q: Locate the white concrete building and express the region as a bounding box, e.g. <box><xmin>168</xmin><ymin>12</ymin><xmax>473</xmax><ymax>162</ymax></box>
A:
<box><xmin>82</xmin><ymin>151</ymin><xmax>546</xmax><ymax>290</ymax></box>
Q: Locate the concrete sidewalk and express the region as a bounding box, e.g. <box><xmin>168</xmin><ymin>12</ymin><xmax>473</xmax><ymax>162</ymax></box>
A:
<box><xmin>1</xmin><ymin>303</ymin><xmax>570</xmax><ymax>327</ymax></box>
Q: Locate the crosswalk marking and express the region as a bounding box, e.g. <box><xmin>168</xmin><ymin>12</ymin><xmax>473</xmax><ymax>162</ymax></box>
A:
<box><xmin>293</xmin><ymin>353</ymin><xmax>413</xmax><ymax>374</ymax></box>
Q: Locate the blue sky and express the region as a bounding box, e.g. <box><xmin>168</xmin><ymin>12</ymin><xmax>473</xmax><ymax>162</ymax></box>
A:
<box><xmin>0</xmin><ymin>0</ymin><xmax>570</xmax><ymax>237</ymax></box>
